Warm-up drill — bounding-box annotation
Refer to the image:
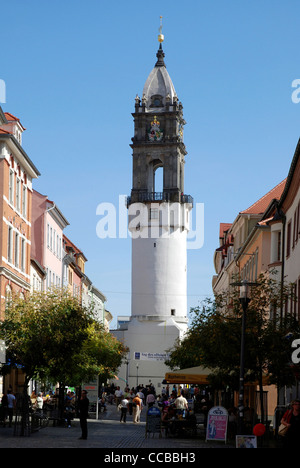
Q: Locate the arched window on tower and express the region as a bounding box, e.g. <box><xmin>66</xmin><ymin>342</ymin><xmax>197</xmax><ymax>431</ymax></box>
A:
<box><xmin>5</xmin><ymin>285</ymin><xmax>12</xmax><ymax>310</ymax></box>
<box><xmin>154</xmin><ymin>166</ymin><xmax>163</xmax><ymax>194</ymax></box>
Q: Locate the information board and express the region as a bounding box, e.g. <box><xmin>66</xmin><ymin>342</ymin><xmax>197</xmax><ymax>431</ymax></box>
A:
<box><xmin>206</xmin><ymin>406</ymin><xmax>228</xmax><ymax>443</ymax></box>
<box><xmin>82</xmin><ymin>379</ymin><xmax>99</xmax><ymax>419</ymax></box>
<box><xmin>0</xmin><ymin>340</ymin><xmax>5</xmax><ymax>364</ymax></box>
<box><xmin>145</xmin><ymin>406</ymin><xmax>162</xmax><ymax>438</ymax></box>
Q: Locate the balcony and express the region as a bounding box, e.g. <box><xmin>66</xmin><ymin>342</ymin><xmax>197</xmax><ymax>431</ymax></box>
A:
<box><xmin>126</xmin><ymin>191</ymin><xmax>193</xmax><ymax>207</ymax></box>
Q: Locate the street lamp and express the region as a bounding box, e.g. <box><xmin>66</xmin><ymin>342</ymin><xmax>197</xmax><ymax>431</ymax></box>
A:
<box><xmin>231</xmin><ymin>279</ymin><xmax>257</xmax><ymax>434</ymax></box>
<box><xmin>124</xmin><ymin>357</ymin><xmax>129</xmax><ymax>387</ymax></box>
<box><xmin>136</xmin><ymin>364</ymin><xmax>139</xmax><ymax>387</ymax></box>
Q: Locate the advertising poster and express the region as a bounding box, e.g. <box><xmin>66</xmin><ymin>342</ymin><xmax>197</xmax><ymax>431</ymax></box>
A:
<box><xmin>236</xmin><ymin>435</ymin><xmax>257</xmax><ymax>448</ymax></box>
<box><xmin>206</xmin><ymin>406</ymin><xmax>228</xmax><ymax>442</ymax></box>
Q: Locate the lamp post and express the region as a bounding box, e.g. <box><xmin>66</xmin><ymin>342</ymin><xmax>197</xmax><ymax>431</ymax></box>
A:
<box><xmin>125</xmin><ymin>357</ymin><xmax>129</xmax><ymax>387</ymax></box>
<box><xmin>231</xmin><ymin>279</ymin><xmax>257</xmax><ymax>434</ymax></box>
<box><xmin>136</xmin><ymin>364</ymin><xmax>139</xmax><ymax>387</ymax></box>
<box><xmin>238</xmin><ymin>281</ymin><xmax>250</xmax><ymax>434</ymax></box>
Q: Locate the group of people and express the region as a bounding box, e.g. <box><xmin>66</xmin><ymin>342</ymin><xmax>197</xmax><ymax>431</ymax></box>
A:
<box><xmin>112</xmin><ymin>384</ymin><xmax>157</xmax><ymax>424</ymax></box>
<box><xmin>108</xmin><ymin>384</ymin><xmax>193</xmax><ymax>425</ymax></box>
<box><xmin>0</xmin><ymin>389</ymin><xmax>16</xmax><ymax>427</ymax></box>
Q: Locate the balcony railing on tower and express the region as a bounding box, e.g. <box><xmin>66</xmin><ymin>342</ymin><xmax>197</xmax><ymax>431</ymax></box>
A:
<box><xmin>126</xmin><ymin>191</ymin><xmax>193</xmax><ymax>207</ymax></box>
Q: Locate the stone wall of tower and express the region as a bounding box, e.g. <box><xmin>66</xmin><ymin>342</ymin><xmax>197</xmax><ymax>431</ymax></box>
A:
<box><xmin>129</xmin><ymin>201</ymin><xmax>191</xmax><ymax>320</ymax></box>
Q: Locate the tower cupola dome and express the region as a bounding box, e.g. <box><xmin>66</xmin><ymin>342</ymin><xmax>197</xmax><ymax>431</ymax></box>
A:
<box><xmin>142</xmin><ymin>28</ymin><xmax>177</xmax><ymax>111</ymax></box>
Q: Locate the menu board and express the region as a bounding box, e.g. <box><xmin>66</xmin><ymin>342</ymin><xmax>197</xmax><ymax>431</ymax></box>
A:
<box><xmin>146</xmin><ymin>406</ymin><xmax>161</xmax><ymax>437</ymax></box>
<box><xmin>206</xmin><ymin>406</ymin><xmax>228</xmax><ymax>442</ymax></box>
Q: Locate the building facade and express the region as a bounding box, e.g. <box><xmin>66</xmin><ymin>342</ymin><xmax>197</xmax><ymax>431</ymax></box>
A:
<box><xmin>213</xmin><ymin>179</ymin><xmax>286</xmax><ymax>295</ymax></box>
<box><xmin>213</xmin><ymin>140</ymin><xmax>300</xmax><ymax>412</ymax></box>
<box><xmin>269</xmin><ymin>140</ymin><xmax>300</xmax><ymax>404</ymax></box>
<box><xmin>0</xmin><ymin>109</ymin><xmax>40</xmax><ymax>318</ymax></box>
<box><xmin>0</xmin><ymin>108</ymin><xmax>40</xmax><ymax>393</ymax></box>
<box><xmin>31</xmin><ymin>190</ymin><xmax>69</xmax><ymax>292</ymax></box>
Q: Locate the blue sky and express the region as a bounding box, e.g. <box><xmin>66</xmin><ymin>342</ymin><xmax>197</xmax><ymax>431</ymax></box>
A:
<box><xmin>1</xmin><ymin>1</ymin><xmax>300</xmax><ymax>328</ymax></box>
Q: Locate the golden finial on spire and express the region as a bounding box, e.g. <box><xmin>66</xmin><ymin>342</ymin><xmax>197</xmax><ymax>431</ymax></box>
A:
<box><xmin>158</xmin><ymin>16</ymin><xmax>164</xmax><ymax>43</ymax></box>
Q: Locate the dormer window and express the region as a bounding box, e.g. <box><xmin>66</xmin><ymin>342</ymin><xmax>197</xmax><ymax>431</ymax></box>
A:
<box><xmin>150</xmin><ymin>94</ymin><xmax>163</xmax><ymax>107</ymax></box>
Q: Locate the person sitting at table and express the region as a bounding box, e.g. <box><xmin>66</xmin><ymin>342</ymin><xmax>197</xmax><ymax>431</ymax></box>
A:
<box><xmin>161</xmin><ymin>402</ymin><xmax>176</xmax><ymax>435</ymax></box>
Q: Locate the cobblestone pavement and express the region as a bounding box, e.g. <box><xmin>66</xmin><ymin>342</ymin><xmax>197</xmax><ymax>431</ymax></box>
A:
<box><xmin>0</xmin><ymin>404</ymin><xmax>240</xmax><ymax>450</ymax></box>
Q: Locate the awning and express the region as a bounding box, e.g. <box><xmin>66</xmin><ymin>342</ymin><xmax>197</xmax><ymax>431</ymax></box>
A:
<box><xmin>165</xmin><ymin>366</ymin><xmax>212</xmax><ymax>385</ymax></box>
<box><xmin>165</xmin><ymin>366</ymin><xmax>270</xmax><ymax>386</ymax></box>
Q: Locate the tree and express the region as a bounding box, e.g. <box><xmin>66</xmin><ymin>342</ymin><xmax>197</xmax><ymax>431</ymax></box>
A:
<box><xmin>166</xmin><ymin>274</ymin><xmax>300</xmax><ymax>404</ymax></box>
<box><xmin>0</xmin><ymin>288</ymin><xmax>127</xmax><ymax>391</ymax></box>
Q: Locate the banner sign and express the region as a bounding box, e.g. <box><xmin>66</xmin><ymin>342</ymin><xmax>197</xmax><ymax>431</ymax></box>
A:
<box><xmin>134</xmin><ymin>351</ymin><xmax>170</xmax><ymax>362</ymax></box>
<box><xmin>206</xmin><ymin>406</ymin><xmax>228</xmax><ymax>442</ymax></box>
<box><xmin>0</xmin><ymin>340</ymin><xmax>6</xmax><ymax>364</ymax></box>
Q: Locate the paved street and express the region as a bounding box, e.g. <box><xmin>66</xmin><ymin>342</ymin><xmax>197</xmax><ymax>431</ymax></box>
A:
<box><xmin>0</xmin><ymin>403</ymin><xmax>235</xmax><ymax>450</ymax></box>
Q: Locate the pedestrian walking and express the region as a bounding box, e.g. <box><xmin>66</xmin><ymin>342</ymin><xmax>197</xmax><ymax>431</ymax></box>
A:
<box><xmin>132</xmin><ymin>395</ymin><xmax>142</xmax><ymax>424</ymax></box>
<box><xmin>128</xmin><ymin>396</ymin><xmax>134</xmax><ymax>415</ymax></box>
<box><xmin>7</xmin><ymin>390</ymin><xmax>16</xmax><ymax>427</ymax></box>
<box><xmin>65</xmin><ymin>391</ymin><xmax>75</xmax><ymax>427</ymax></box>
<box><xmin>120</xmin><ymin>397</ymin><xmax>129</xmax><ymax>423</ymax></box>
<box><xmin>1</xmin><ymin>393</ymin><xmax>8</xmax><ymax>427</ymax></box>
<box><xmin>78</xmin><ymin>390</ymin><xmax>89</xmax><ymax>440</ymax></box>
<box><xmin>146</xmin><ymin>391</ymin><xmax>156</xmax><ymax>408</ymax></box>
<box><xmin>280</xmin><ymin>399</ymin><xmax>300</xmax><ymax>447</ymax></box>
<box><xmin>114</xmin><ymin>386</ymin><xmax>123</xmax><ymax>408</ymax></box>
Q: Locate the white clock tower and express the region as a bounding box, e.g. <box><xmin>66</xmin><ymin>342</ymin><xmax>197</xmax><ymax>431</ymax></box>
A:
<box><xmin>113</xmin><ymin>27</ymin><xmax>193</xmax><ymax>389</ymax></box>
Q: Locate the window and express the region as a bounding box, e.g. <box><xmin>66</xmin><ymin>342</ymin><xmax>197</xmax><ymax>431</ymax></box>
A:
<box><xmin>286</xmin><ymin>221</ymin><xmax>292</xmax><ymax>258</ymax></box>
<box><xmin>14</xmin><ymin>232</ymin><xmax>19</xmax><ymax>267</ymax></box>
<box><xmin>277</xmin><ymin>231</ymin><xmax>281</xmax><ymax>262</ymax></box>
<box><xmin>7</xmin><ymin>226</ymin><xmax>13</xmax><ymax>263</ymax></box>
<box><xmin>5</xmin><ymin>285</ymin><xmax>12</xmax><ymax>310</ymax></box>
<box><xmin>149</xmin><ymin>208</ymin><xmax>158</xmax><ymax>220</ymax></box>
<box><xmin>150</xmin><ymin>94</ymin><xmax>163</xmax><ymax>107</ymax></box>
<box><xmin>293</xmin><ymin>210</ymin><xmax>298</xmax><ymax>248</ymax></box>
<box><xmin>47</xmin><ymin>224</ymin><xmax>50</xmax><ymax>248</ymax></box>
<box><xmin>22</xmin><ymin>185</ymin><xmax>27</xmax><ymax>217</ymax></box>
<box><xmin>298</xmin><ymin>278</ymin><xmax>300</xmax><ymax>321</ymax></box>
<box><xmin>53</xmin><ymin>229</ymin><xmax>56</xmax><ymax>254</ymax></box>
<box><xmin>16</xmin><ymin>178</ymin><xmax>21</xmax><ymax>211</ymax></box>
<box><xmin>9</xmin><ymin>170</ymin><xmax>14</xmax><ymax>204</ymax></box>
<box><xmin>68</xmin><ymin>269</ymin><xmax>73</xmax><ymax>285</ymax></box>
<box><xmin>298</xmin><ymin>202</ymin><xmax>300</xmax><ymax>238</ymax></box>
<box><xmin>21</xmin><ymin>238</ymin><xmax>25</xmax><ymax>272</ymax></box>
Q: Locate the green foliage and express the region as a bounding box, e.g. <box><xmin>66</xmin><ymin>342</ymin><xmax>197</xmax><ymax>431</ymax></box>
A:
<box><xmin>166</xmin><ymin>274</ymin><xmax>300</xmax><ymax>390</ymax></box>
<box><xmin>0</xmin><ymin>288</ymin><xmax>127</xmax><ymax>387</ymax></box>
